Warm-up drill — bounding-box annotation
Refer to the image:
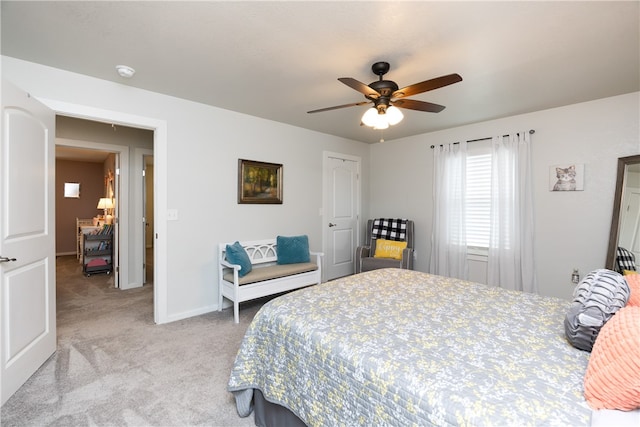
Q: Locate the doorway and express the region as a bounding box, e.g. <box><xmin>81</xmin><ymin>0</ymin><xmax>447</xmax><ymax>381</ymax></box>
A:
<box><xmin>55</xmin><ymin>145</ymin><xmax>122</xmax><ymax>287</ymax></box>
<box><xmin>55</xmin><ymin>116</ymin><xmax>154</xmax><ymax>291</ymax></box>
<box><xmin>32</xmin><ymin>96</ymin><xmax>168</xmax><ymax>324</ymax></box>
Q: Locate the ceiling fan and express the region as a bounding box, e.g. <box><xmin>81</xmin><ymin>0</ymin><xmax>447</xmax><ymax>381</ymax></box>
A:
<box><xmin>308</xmin><ymin>61</ymin><xmax>462</xmax><ymax>129</ymax></box>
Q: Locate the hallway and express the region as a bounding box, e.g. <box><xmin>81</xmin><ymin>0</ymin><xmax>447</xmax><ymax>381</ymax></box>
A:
<box><xmin>56</xmin><ymin>254</ymin><xmax>154</xmax><ymax>329</ymax></box>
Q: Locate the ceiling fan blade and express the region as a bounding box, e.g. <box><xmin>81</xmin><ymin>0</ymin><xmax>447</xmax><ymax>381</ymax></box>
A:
<box><xmin>393</xmin><ymin>73</ymin><xmax>462</xmax><ymax>99</ymax></box>
<box><xmin>338</xmin><ymin>77</ymin><xmax>380</xmax><ymax>99</ymax></box>
<box><xmin>392</xmin><ymin>99</ymin><xmax>446</xmax><ymax>113</ymax></box>
<box><xmin>307</xmin><ymin>101</ymin><xmax>371</xmax><ymax>114</ymax></box>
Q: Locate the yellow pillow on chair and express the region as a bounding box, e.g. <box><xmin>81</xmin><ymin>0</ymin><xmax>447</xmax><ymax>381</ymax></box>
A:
<box><xmin>374</xmin><ymin>239</ymin><xmax>407</xmax><ymax>260</ymax></box>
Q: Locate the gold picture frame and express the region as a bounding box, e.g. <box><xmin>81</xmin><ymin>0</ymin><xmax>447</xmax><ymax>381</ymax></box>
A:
<box><xmin>238</xmin><ymin>159</ymin><xmax>283</xmax><ymax>204</ymax></box>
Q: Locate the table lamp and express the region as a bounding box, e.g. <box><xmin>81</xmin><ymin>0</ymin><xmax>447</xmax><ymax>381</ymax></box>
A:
<box><xmin>97</xmin><ymin>198</ymin><xmax>114</xmax><ymax>224</ymax></box>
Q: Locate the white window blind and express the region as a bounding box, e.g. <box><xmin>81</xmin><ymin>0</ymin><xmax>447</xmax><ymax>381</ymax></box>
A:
<box><xmin>466</xmin><ymin>153</ymin><xmax>491</xmax><ymax>248</ymax></box>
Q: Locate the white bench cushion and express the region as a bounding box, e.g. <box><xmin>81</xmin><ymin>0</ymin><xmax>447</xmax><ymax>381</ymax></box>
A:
<box><xmin>224</xmin><ymin>262</ymin><xmax>318</xmax><ymax>286</ymax></box>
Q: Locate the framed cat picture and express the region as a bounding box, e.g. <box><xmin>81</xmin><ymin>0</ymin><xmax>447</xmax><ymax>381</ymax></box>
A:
<box><xmin>549</xmin><ymin>164</ymin><xmax>584</xmax><ymax>191</ymax></box>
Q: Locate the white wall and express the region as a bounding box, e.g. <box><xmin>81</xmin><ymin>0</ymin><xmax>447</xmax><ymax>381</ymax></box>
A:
<box><xmin>6</xmin><ymin>54</ymin><xmax>638</xmax><ymax>315</ymax></box>
<box><xmin>370</xmin><ymin>92</ymin><xmax>640</xmax><ymax>300</ymax></box>
<box><xmin>2</xmin><ymin>56</ymin><xmax>371</xmax><ymax>322</ymax></box>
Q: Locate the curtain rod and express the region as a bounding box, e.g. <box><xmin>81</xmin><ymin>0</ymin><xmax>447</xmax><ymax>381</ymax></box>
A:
<box><xmin>430</xmin><ymin>129</ymin><xmax>535</xmax><ymax>149</ymax></box>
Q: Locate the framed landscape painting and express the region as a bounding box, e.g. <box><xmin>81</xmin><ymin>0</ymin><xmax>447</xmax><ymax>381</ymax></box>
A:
<box><xmin>238</xmin><ymin>159</ymin><xmax>283</xmax><ymax>204</ymax></box>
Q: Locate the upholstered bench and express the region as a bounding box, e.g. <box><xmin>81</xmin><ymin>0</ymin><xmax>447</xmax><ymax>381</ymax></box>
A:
<box><xmin>218</xmin><ymin>236</ymin><xmax>323</xmax><ymax>323</ymax></box>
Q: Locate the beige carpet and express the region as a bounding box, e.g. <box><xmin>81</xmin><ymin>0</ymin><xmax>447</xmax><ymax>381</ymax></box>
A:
<box><xmin>1</xmin><ymin>255</ymin><xmax>264</xmax><ymax>426</ymax></box>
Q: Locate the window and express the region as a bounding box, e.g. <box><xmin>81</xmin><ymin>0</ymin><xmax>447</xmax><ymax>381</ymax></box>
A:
<box><xmin>431</xmin><ymin>133</ymin><xmax>534</xmax><ymax>290</ymax></box>
<box><xmin>64</xmin><ymin>182</ymin><xmax>80</xmax><ymax>198</ymax></box>
<box><xmin>465</xmin><ymin>150</ymin><xmax>491</xmax><ymax>249</ymax></box>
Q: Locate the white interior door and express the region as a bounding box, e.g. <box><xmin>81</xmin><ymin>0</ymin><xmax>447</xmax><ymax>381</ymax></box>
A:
<box><xmin>619</xmin><ymin>188</ymin><xmax>640</xmax><ymax>268</ymax></box>
<box><xmin>1</xmin><ymin>81</ymin><xmax>56</xmax><ymax>404</ymax></box>
<box><xmin>142</xmin><ymin>161</ymin><xmax>147</xmax><ymax>285</ymax></box>
<box><xmin>143</xmin><ymin>156</ymin><xmax>154</xmax><ymax>284</ymax></box>
<box><xmin>113</xmin><ymin>155</ymin><xmax>120</xmax><ymax>288</ymax></box>
<box><xmin>323</xmin><ymin>153</ymin><xmax>360</xmax><ymax>281</ymax></box>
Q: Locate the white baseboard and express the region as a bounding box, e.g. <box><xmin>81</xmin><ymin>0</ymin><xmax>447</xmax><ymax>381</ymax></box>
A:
<box><xmin>163</xmin><ymin>304</ymin><xmax>218</xmax><ymax>324</ymax></box>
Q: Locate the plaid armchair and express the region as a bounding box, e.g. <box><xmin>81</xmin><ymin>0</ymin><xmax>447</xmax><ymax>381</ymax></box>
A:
<box><xmin>355</xmin><ymin>219</ymin><xmax>414</xmax><ymax>273</ymax></box>
<box><xmin>616</xmin><ymin>246</ymin><xmax>636</xmax><ymax>273</ymax></box>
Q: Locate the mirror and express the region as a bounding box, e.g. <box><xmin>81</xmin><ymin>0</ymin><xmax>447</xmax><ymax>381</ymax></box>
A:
<box><xmin>606</xmin><ymin>154</ymin><xmax>640</xmax><ymax>271</ymax></box>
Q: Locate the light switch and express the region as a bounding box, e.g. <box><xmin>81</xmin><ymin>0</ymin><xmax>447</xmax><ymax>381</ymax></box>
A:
<box><xmin>167</xmin><ymin>209</ymin><xmax>178</xmax><ymax>221</ymax></box>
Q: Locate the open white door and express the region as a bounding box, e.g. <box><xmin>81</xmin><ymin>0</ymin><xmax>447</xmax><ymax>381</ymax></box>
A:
<box><xmin>142</xmin><ymin>155</ymin><xmax>154</xmax><ymax>285</ymax></box>
<box><xmin>1</xmin><ymin>81</ymin><xmax>56</xmax><ymax>404</ymax></box>
<box><xmin>323</xmin><ymin>153</ymin><xmax>360</xmax><ymax>281</ymax></box>
<box><xmin>619</xmin><ymin>188</ymin><xmax>640</xmax><ymax>269</ymax></box>
<box><xmin>113</xmin><ymin>155</ymin><xmax>120</xmax><ymax>288</ymax></box>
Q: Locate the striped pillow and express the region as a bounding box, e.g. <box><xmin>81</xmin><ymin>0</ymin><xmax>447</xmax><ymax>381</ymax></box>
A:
<box><xmin>564</xmin><ymin>269</ymin><xmax>629</xmax><ymax>351</ymax></box>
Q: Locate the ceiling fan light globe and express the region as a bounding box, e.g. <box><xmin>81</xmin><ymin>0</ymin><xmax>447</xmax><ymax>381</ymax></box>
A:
<box><xmin>361</xmin><ymin>107</ymin><xmax>379</xmax><ymax>127</ymax></box>
<box><xmin>373</xmin><ymin>115</ymin><xmax>389</xmax><ymax>130</ymax></box>
<box><xmin>386</xmin><ymin>106</ymin><xmax>404</xmax><ymax>125</ymax></box>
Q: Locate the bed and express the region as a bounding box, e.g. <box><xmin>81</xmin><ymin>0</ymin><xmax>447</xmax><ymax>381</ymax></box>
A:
<box><xmin>227</xmin><ymin>268</ymin><xmax>630</xmax><ymax>426</ymax></box>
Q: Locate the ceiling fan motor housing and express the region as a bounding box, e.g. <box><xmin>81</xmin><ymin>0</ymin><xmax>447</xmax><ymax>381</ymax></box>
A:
<box><xmin>369</xmin><ymin>62</ymin><xmax>398</xmax><ymax>103</ymax></box>
<box><xmin>368</xmin><ymin>80</ymin><xmax>397</xmax><ymax>112</ymax></box>
<box><xmin>368</xmin><ymin>80</ymin><xmax>398</xmax><ymax>97</ymax></box>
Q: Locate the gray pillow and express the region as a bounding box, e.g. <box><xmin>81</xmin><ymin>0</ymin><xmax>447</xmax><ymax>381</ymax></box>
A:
<box><xmin>564</xmin><ymin>269</ymin><xmax>630</xmax><ymax>351</ymax></box>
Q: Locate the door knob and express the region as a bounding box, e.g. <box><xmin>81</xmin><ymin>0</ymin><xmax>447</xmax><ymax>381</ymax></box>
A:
<box><xmin>0</xmin><ymin>256</ymin><xmax>17</xmax><ymax>263</ymax></box>
<box><xmin>328</xmin><ymin>223</ymin><xmax>337</xmax><ymax>227</ymax></box>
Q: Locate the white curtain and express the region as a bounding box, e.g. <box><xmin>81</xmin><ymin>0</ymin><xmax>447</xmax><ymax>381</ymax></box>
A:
<box><xmin>430</xmin><ymin>142</ymin><xmax>468</xmax><ymax>280</ymax></box>
<box><xmin>487</xmin><ymin>132</ymin><xmax>537</xmax><ymax>293</ymax></box>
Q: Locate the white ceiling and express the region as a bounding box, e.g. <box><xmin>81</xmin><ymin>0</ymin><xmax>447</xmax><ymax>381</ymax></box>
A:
<box><xmin>2</xmin><ymin>1</ymin><xmax>638</xmax><ymax>144</ymax></box>
<box><xmin>55</xmin><ymin>146</ymin><xmax>111</xmax><ymax>163</ymax></box>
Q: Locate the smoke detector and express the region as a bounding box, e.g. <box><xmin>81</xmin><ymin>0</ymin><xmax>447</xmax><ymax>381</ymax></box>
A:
<box><xmin>115</xmin><ymin>65</ymin><xmax>135</xmax><ymax>78</ymax></box>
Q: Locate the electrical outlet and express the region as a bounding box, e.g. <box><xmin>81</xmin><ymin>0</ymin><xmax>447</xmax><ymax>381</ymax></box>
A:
<box><xmin>167</xmin><ymin>209</ymin><xmax>178</xmax><ymax>221</ymax></box>
<box><xmin>571</xmin><ymin>269</ymin><xmax>580</xmax><ymax>284</ymax></box>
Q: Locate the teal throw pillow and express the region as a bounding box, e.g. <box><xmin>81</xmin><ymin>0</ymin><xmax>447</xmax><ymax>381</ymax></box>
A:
<box><xmin>225</xmin><ymin>241</ymin><xmax>252</xmax><ymax>277</ymax></box>
<box><xmin>277</xmin><ymin>235</ymin><xmax>311</xmax><ymax>265</ymax></box>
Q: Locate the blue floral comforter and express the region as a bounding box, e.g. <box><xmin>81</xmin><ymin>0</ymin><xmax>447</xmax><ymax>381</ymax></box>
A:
<box><xmin>228</xmin><ymin>268</ymin><xmax>592</xmax><ymax>426</ymax></box>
